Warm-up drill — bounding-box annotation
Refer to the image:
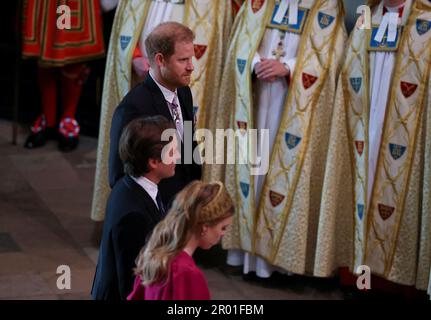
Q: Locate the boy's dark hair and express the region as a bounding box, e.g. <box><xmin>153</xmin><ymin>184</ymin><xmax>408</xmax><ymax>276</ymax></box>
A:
<box><xmin>119</xmin><ymin>116</ymin><xmax>175</xmax><ymax>177</ymax></box>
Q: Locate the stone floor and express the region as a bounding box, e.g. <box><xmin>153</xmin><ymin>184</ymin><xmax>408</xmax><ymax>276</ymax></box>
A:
<box><xmin>0</xmin><ymin>119</ymin><xmax>347</xmax><ymax>300</ymax></box>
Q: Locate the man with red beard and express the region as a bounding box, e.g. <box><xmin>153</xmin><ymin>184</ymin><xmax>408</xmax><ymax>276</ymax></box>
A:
<box><xmin>108</xmin><ymin>22</ymin><xmax>201</xmax><ymax>211</ymax></box>
<box><xmin>91</xmin><ymin>1</ymin><xmax>234</xmax><ymax>222</ymax></box>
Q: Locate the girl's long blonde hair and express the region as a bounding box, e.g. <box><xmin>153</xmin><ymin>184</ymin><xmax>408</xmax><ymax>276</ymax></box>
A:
<box><xmin>134</xmin><ymin>180</ymin><xmax>234</xmax><ymax>286</ymax></box>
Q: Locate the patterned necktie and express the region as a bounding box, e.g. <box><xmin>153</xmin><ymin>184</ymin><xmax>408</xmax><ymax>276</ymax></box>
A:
<box><xmin>155</xmin><ymin>191</ymin><xmax>166</xmax><ymax>216</ymax></box>
<box><xmin>167</xmin><ymin>99</ymin><xmax>183</xmax><ymax>139</ymax></box>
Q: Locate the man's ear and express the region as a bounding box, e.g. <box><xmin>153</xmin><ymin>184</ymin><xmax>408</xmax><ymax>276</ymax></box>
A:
<box><xmin>154</xmin><ymin>53</ymin><xmax>164</xmax><ymax>67</ymax></box>
<box><xmin>147</xmin><ymin>158</ymin><xmax>160</xmax><ymax>171</ymax></box>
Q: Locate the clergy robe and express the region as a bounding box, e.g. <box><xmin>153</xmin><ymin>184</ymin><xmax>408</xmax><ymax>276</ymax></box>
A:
<box><xmin>227</xmin><ymin>1</ymin><xmax>302</xmax><ymax>278</ymax></box>
<box><xmin>218</xmin><ymin>0</ymin><xmax>347</xmax><ymax>277</ymax></box>
<box><xmin>317</xmin><ymin>0</ymin><xmax>431</xmax><ymax>290</ymax></box>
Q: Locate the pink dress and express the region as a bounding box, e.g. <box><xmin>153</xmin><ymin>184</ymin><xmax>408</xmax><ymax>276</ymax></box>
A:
<box><xmin>127</xmin><ymin>251</ymin><xmax>211</xmax><ymax>300</ymax></box>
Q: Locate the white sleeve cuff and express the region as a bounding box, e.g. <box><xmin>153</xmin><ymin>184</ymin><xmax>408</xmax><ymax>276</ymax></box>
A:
<box><xmin>281</xmin><ymin>57</ymin><xmax>297</xmax><ymax>75</ymax></box>
<box><xmin>251</xmin><ymin>52</ymin><xmax>261</xmax><ymax>73</ymax></box>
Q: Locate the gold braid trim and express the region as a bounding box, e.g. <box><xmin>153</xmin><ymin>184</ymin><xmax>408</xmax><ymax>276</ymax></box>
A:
<box><xmin>199</xmin><ymin>181</ymin><xmax>234</xmax><ymax>223</ymax></box>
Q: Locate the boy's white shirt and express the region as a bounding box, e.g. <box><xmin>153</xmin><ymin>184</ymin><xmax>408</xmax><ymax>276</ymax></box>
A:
<box><xmin>131</xmin><ymin>175</ymin><xmax>159</xmax><ymax>209</ymax></box>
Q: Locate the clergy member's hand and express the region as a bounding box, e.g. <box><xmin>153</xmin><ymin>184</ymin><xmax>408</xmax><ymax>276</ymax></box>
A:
<box><xmin>255</xmin><ymin>58</ymin><xmax>290</xmax><ymax>82</ymax></box>
<box><xmin>132</xmin><ymin>56</ymin><xmax>150</xmax><ymax>79</ymax></box>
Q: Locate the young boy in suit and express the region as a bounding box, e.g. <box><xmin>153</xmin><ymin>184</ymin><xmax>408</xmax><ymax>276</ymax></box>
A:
<box><xmin>91</xmin><ymin>115</ymin><xmax>179</xmax><ymax>300</ymax></box>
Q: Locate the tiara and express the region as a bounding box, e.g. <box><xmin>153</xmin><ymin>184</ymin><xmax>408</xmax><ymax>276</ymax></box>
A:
<box><xmin>198</xmin><ymin>181</ymin><xmax>234</xmax><ymax>223</ymax></box>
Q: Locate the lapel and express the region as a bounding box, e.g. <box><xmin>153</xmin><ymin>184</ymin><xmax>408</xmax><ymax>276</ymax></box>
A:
<box><xmin>144</xmin><ymin>74</ymin><xmax>174</xmax><ymax>123</ymax></box>
<box><xmin>123</xmin><ymin>175</ymin><xmax>163</xmax><ymax>224</ymax></box>
<box><xmin>144</xmin><ymin>74</ymin><xmax>193</xmax><ymax>123</ymax></box>
<box><xmin>177</xmin><ymin>87</ymin><xmax>193</xmax><ymax>122</ymax></box>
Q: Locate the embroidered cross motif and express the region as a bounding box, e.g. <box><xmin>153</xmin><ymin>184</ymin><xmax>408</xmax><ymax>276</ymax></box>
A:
<box><xmin>272</xmin><ymin>31</ymin><xmax>286</xmax><ymax>61</ymax></box>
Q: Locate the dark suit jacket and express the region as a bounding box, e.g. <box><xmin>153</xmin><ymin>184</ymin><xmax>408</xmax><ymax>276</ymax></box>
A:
<box><xmin>91</xmin><ymin>175</ymin><xmax>163</xmax><ymax>300</ymax></box>
<box><xmin>108</xmin><ymin>74</ymin><xmax>201</xmax><ymax>208</ymax></box>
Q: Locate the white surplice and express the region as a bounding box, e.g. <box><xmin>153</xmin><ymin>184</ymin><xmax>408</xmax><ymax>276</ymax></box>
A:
<box><xmin>367</xmin><ymin>4</ymin><xmax>404</xmax><ymax>207</ymax></box>
<box><xmin>227</xmin><ymin>26</ymin><xmax>300</xmax><ymax>278</ymax></box>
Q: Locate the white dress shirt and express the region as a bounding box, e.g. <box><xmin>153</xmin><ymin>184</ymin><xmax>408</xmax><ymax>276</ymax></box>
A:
<box><xmin>131</xmin><ymin>175</ymin><xmax>159</xmax><ymax>209</ymax></box>
<box><xmin>149</xmin><ymin>70</ymin><xmax>184</xmax><ymax>138</ymax></box>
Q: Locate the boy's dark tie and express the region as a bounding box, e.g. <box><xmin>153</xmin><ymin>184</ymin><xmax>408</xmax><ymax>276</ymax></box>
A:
<box><xmin>156</xmin><ymin>191</ymin><xmax>166</xmax><ymax>216</ymax></box>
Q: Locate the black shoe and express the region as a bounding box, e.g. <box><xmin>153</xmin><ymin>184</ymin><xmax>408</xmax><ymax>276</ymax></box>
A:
<box><xmin>58</xmin><ymin>135</ymin><xmax>79</xmax><ymax>152</ymax></box>
<box><xmin>24</xmin><ymin>131</ymin><xmax>46</xmax><ymax>149</ymax></box>
<box><xmin>242</xmin><ymin>272</ymin><xmax>261</xmax><ymax>283</ymax></box>
<box><xmin>24</xmin><ymin>127</ymin><xmax>57</xmax><ymax>149</ymax></box>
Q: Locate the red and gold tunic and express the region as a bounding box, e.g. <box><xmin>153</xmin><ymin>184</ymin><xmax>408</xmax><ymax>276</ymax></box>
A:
<box><xmin>22</xmin><ymin>0</ymin><xmax>105</xmax><ymax>66</ymax></box>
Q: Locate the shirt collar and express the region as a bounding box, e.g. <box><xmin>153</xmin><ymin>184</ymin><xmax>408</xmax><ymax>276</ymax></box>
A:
<box><xmin>383</xmin><ymin>3</ymin><xmax>405</xmax><ymax>17</ymax></box>
<box><xmin>131</xmin><ymin>175</ymin><xmax>158</xmax><ymax>204</ymax></box>
<box><xmin>149</xmin><ymin>69</ymin><xmax>178</xmax><ymax>104</ymax></box>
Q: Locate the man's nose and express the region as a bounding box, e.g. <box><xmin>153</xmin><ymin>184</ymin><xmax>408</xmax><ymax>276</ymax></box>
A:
<box><xmin>187</xmin><ymin>59</ymin><xmax>194</xmax><ymax>71</ymax></box>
